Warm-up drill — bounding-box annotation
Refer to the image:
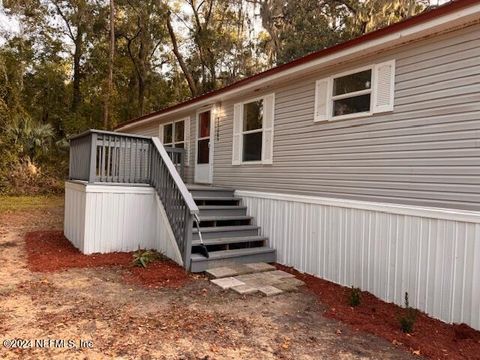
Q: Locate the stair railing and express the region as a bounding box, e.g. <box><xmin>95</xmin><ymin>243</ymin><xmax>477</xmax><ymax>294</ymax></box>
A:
<box><xmin>69</xmin><ymin>130</ymin><xmax>198</xmax><ymax>269</ymax></box>
<box><xmin>150</xmin><ymin>137</ymin><xmax>198</xmax><ymax>268</ymax></box>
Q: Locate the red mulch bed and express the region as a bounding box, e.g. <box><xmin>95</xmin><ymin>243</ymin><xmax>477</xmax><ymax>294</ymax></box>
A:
<box><xmin>123</xmin><ymin>261</ymin><xmax>190</xmax><ymax>289</ymax></box>
<box><xmin>277</xmin><ymin>264</ymin><xmax>480</xmax><ymax>359</ymax></box>
<box><xmin>25</xmin><ymin>230</ymin><xmax>190</xmax><ymax>288</ymax></box>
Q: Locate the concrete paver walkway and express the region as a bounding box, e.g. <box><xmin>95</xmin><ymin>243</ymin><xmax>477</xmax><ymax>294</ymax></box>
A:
<box><xmin>207</xmin><ymin>263</ymin><xmax>305</xmax><ymax>296</ymax></box>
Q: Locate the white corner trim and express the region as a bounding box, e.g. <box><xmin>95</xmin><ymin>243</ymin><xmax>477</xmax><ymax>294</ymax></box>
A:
<box><xmin>65</xmin><ymin>180</ymin><xmax>87</xmax><ymax>192</ymax></box>
<box><xmin>235</xmin><ymin>190</ymin><xmax>480</xmax><ymax>224</ymax></box>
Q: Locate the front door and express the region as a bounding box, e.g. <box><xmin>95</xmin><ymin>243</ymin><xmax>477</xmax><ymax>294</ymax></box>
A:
<box><xmin>194</xmin><ymin>109</ymin><xmax>213</xmax><ymax>184</ymax></box>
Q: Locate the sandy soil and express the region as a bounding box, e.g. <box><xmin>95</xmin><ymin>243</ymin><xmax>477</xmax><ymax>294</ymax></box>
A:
<box><xmin>0</xmin><ymin>203</ymin><xmax>416</xmax><ymax>359</ymax></box>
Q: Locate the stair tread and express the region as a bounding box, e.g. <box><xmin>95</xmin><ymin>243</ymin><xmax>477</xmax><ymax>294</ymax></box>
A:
<box><xmin>192</xmin><ymin>235</ymin><xmax>267</xmax><ymax>246</ymax></box>
<box><xmin>191</xmin><ymin>246</ymin><xmax>275</xmax><ymax>261</ymax></box>
<box><xmin>199</xmin><ymin>215</ymin><xmax>252</xmax><ymax>221</ymax></box>
<box><xmin>193</xmin><ymin>225</ymin><xmax>259</xmax><ymax>233</ymax></box>
<box><xmin>193</xmin><ymin>196</ymin><xmax>241</xmax><ymax>201</ymax></box>
<box><xmin>198</xmin><ymin>205</ymin><xmax>246</xmax><ymax>209</ymax></box>
<box><xmin>187</xmin><ymin>184</ymin><xmax>234</xmax><ymax>191</ymax></box>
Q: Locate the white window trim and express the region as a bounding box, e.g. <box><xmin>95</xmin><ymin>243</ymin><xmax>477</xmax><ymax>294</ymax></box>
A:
<box><xmin>313</xmin><ymin>59</ymin><xmax>395</xmax><ymax>123</ymax></box>
<box><xmin>330</xmin><ymin>65</ymin><xmax>374</xmax><ymax>121</ymax></box>
<box><xmin>239</xmin><ymin>95</ymin><xmax>265</xmax><ymax>165</ymax></box>
<box><xmin>162</xmin><ymin>119</ymin><xmax>186</xmax><ymax>148</ymax></box>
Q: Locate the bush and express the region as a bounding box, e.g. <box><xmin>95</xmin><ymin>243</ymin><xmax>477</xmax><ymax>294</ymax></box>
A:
<box><xmin>0</xmin><ymin>116</ymin><xmax>68</xmax><ymax>195</ymax></box>
<box><xmin>1</xmin><ymin>161</ymin><xmax>64</xmax><ymax>195</ymax></box>
<box><xmin>399</xmin><ymin>292</ymin><xmax>417</xmax><ymax>333</ymax></box>
<box><xmin>348</xmin><ymin>286</ymin><xmax>362</xmax><ymax>307</ymax></box>
<box><xmin>133</xmin><ymin>249</ymin><xmax>161</xmax><ymax>268</ymax></box>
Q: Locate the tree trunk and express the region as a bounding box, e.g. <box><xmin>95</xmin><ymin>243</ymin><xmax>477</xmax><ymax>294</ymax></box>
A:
<box><xmin>137</xmin><ymin>20</ymin><xmax>147</xmax><ymax>116</ymax></box>
<box><xmin>103</xmin><ymin>0</ymin><xmax>115</xmax><ymax>129</ymax></box>
<box><xmin>166</xmin><ymin>11</ymin><xmax>198</xmax><ymax>97</ymax></box>
<box><xmin>72</xmin><ymin>31</ymin><xmax>83</xmax><ymax>112</ymax></box>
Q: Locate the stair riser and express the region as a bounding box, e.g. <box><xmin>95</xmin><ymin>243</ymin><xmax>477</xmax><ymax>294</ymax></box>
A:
<box><xmin>190</xmin><ymin>190</ymin><xmax>235</xmax><ymax>198</ymax></box>
<box><xmin>192</xmin><ymin>237</ymin><xmax>267</xmax><ymax>246</ymax></box>
<box><xmin>199</xmin><ymin>208</ymin><xmax>247</xmax><ymax>217</ymax></box>
<box><xmin>190</xmin><ymin>251</ymin><xmax>276</xmax><ymax>272</ymax></box>
<box><xmin>195</xmin><ymin>199</ymin><xmax>241</xmax><ymax>206</ymax></box>
<box><xmin>193</xmin><ymin>228</ymin><xmax>259</xmax><ymax>240</ymax></box>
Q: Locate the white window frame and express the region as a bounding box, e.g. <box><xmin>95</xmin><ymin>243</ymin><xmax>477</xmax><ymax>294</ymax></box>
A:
<box><xmin>329</xmin><ymin>65</ymin><xmax>374</xmax><ymax>121</ymax></box>
<box><xmin>240</xmin><ymin>95</ymin><xmax>265</xmax><ymax>165</ymax></box>
<box><xmin>162</xmin><ymin>119</ymin><xmax>186</xmax><ymax>149</ymax></box>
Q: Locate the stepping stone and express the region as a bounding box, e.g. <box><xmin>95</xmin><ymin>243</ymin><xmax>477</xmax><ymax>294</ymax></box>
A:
<box><xmin>231</xmin><ymin>284</ymin><xmax>258</xmax><ymax>295</ymax></box>
<box><xmin>211</xmin><ymin>277</ymin><xmax>245</xmax><ymax>289</ymax></box>
<box><xmin>281</xmin><ymin>277</ymin><xmax>305</xmax><ymax>287</ymax></box>
<box><xmin>241</xmin><ymin>279</ymin><xmax>268</xmax><ymax>288</ymax></box>
<box><xmin>276</xmin><ymin>282</ymin><xmax>299</xmax><ymax>292</ymax></box>
<box><xmin>245</xmin><ymin>262</ymin><xmax>276</xmax><ymax>272</ymax></box>
<box><xmin>258</xmin><ymin>285</ymin><xmax>283</xmax><ymax>297</ymax></box>
<box><xmin>230</xmin><ymin>264</ymin><xmax>255</xmax><ymax>275</ymax></box>
<box><xmin>269</xmin><ymin>270</ymin><xmax>296</xmax><ymax>280</ymax></box>
<box><xmin>258</xmin><ymin>272</ymin><xmax>284</xmax><ymax>285</ymax></box>
<box><xmin>206</xmin><ymin>267</ymin><xmax>238</xmax><ymax>279</ymax></box>
<box><xmin>235</xmin><ymin>274</ymin><xmax>258</xmax><ymax>282</ymax></box>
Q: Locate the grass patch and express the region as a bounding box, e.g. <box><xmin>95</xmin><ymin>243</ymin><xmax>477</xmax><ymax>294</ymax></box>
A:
<box><xmin>0</xmin><ymin>195</ymin><xmax>63</xmax><ymax>213</ymax></box>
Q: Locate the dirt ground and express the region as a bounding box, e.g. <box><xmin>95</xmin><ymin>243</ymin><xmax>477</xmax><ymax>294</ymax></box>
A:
<box><xmin>0</xmin><ymin>198</ymin><xmax>416</xmax><ymax>359</ymax></box>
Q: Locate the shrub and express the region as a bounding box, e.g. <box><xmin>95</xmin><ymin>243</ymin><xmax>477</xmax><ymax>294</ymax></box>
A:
<box><xmin>1</xmin><ymin>161</ymin><xmax>64</xmax><ymax>195</ymax></box>
<box><xmin>399</xmin><ymin>292</ymin><xmax>417</xmax><ymax>333</ymax></box>
<box><xmin>348</xmin><ymin>286</ymin><xmax>362</xmax><ymax>307</ymax></box>
<box><xmin>133</xmin><ymin>249</ymin><xmax>161</xmax><ymax>268</ymax></box>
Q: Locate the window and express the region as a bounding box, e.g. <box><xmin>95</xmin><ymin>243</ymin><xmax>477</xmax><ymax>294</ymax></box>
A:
<box><xmin>232</xmin><ymin>93</ymin><xmax>274</xmax><ymax>165</ymax></box>
<box><xmin>314</xmin><ymin>60</ymin><xmax>396</xmax><ymax>122</ymax></box>
<box><xmin>332</xmin><ymin>69</ymin><xmax>372</xmax><ymax>117</ymax></box>
<box><xmin>162</xmin><ymin>120</ymin><xmax>185</xmax><ymax>148</ymax></box>
<box><xmin>242</xmin><ymin>100</ymin><xmax>263</xmax><ymax>162</ymax></box>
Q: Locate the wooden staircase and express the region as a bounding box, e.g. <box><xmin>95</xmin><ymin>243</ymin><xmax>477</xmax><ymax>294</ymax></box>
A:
<box><xmin>187</xmin><ymin>185</ymin><xmax>276</xmax><ymax>272</ymax></box>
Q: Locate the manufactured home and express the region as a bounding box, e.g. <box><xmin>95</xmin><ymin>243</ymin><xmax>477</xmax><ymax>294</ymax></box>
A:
<box><xmin>65</xmin><ymin>0</ymin><xmax>480</xmax><ymax>330</ymax></box>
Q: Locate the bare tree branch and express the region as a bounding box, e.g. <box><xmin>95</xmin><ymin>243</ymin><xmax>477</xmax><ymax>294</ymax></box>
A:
<box><xmin>166</xmin><ymin>10</ymin><xmax>198</xmax><ymax>97</ymax></box>
<box><xmin>52</xmin><ymin>0</ymin><xmax>75</xmax><ymax>41</ymax></box>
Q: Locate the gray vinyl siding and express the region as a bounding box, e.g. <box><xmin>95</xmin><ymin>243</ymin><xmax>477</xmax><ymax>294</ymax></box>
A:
<box><xmin>127</xmin><ymin>122</ymin><xmax>159</xmax><ymax>137</ymax></box>
<box><xmin>212</xmin><ymin>23</ymin><xmax>480</xmax><ymax>211</ymax></box>
<box><xmin>124</xmin><ymin>23</ymin><xmax>480</xmax><ymax>211</ymax></box>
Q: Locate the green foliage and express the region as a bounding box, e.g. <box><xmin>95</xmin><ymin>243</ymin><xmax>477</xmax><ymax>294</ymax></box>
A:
<box><xmin>348</xmin><ymin>286</ymin><xmax>362</xmax><ymax>307</ymax></box>
<box><xmin>8</xmin><ymin>117</ymin><xmax>54</xmax><ymax>163</ymax></box>
<box><xmin>399</xmin><ymin>292</ymin><xmax>417</xmax><ymax>333</ymax></box>
<box><xmin>133</xmin><ymin>249</ymin><xmax>161</xmax><ymax>268</ymax></box>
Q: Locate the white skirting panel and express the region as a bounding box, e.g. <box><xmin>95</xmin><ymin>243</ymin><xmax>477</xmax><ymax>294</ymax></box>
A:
<box><xmin>64</xmin><ymin>181</ymin><xmax>183</xmax><ymax>266</ymax></box>
<box><xmin>237</xmin><ymin>190</ymin><xmax>480</xmax><ymax>330</ymax></box>
<box><xmin>64</xmin><ymin>182</ymin><xmax>86</xmax><ymax>251</ymax></box>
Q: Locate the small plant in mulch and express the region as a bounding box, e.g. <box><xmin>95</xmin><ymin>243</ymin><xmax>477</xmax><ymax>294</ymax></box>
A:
<box><xmin>132</xmin><ymin>249</ymin><xmax>162</xmax><ymax>268</ymax></box>
<box><xmin>399</xmin><ymin>292</ymin><xmax>417</xmax><ymax>334</ymax></box>
<box><xmin>347</xmin><ymin>286</ymin><xmax>361</xmax><ymax>307</ymax></box>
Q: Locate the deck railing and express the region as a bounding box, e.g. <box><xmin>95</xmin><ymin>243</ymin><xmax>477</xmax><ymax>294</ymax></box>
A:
<box><xmin>69</xmin><ymin>129</ymin><xmax>197</xmax><ymax>268</ymax></box>
<box><xmin>69</xmin><ymin>130</ymin><xmax>186</xmax><ymax>183</ymax></box>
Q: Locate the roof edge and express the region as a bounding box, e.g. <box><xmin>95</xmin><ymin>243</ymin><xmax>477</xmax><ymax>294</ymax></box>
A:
<box><xmin>116</xmin><ymin>0</ymin><xmax>479</xmax><ymax>131</ymax></box>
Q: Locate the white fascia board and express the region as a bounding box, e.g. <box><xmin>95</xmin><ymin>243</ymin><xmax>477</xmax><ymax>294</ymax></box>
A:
<box><xmin>85</xmin><ymin>185</ymin><xmax>155</xmax><ymax>194</ymax></box>
<box><xmin>65</xmin><ymin>181</ymin><xmax>155</xmax><ymax>194</ymax></box>
<box><xmin>116</xmin><ymin>4</ymin><xmax>480</xmax><ymax>132</ymax></box>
